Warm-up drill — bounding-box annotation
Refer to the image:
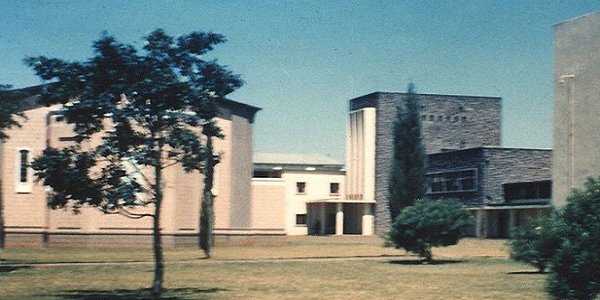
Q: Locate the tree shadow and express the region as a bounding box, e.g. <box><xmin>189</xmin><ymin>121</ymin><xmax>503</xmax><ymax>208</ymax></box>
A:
<box><xmin>54</xmin><ymin>287</ymin><xmax>230</xmax><ymax>300</ymax></box>
<box><xmin>387</xmin><ymin>259</ymin><xmax>465</xmax><ymax>265</ymax></box>
<box><xmin>0</xmin><ymin>265</ymin><xmax>32</xmax><ymax>273</ymax></box>
<box><xmin>507</xmin><ymin>271</ymin><xmax>548</xmax><ymax>275</ymax></box>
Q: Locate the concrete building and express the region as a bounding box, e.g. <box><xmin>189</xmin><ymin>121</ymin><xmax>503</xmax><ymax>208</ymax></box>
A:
<box><xmin>553</xmin><ymin>11</ymin><xmax>600</xmax><ymax>206</ymax></box>
<box><xmin>346</xmin><ymin>91</ymin><xmax>552</xmax><ymax>237</ymax></box>
<box><xmin>2</xmin><ymin>85</ymin><xmax>264</xmax><ymax>246</ymax></box>
<box><xmin>252</xmin><ymin>153</ymin><xmax>373</xmax><ymax>235</ymax></box>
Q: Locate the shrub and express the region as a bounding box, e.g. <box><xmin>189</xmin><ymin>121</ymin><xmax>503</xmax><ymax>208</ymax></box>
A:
<box><xmin>509</xmin><ymin>212</ymin><xmax>562</xmax><ymax>273</ymax></box>
<box><xmin>546</xmin><ymin>177</ymin><xmax>600</xmax><ymax>300</ymax></box>
<box><xmin>387</xmin><ymin>198</ymin><xmax>473</xmax><ymax>262</ymax></box>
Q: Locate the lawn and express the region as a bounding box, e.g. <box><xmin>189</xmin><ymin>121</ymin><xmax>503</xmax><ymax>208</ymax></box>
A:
<box><xmin>0</xmin><ymin>236</ymin><xmax>547</xmax><ymax>299</ymax></box>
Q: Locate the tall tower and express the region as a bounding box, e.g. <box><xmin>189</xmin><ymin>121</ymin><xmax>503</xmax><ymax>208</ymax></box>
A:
<box><xmin>553</xmin><ymin>11</ymin><xmax>600</xmax><ymax>206</ymax></box>
<box><xmin>347</xmin><ymin>92</ymin><xmax>501</xmax><ymax>233</ymax></box>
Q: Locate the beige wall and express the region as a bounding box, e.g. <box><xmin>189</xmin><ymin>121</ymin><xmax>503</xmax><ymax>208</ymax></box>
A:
<box><xmin>251</xmin><ymin>179</ymin><xmax>285</xmax><ymax>231</ymax></box>
<box><xmin>553</xmin><ymin>11</ymin><xmax>600</xmax><ymax>206</ymax></box>
<box><xmin>3</xmin><ymin>100</ymin><xmax>258</xmax><ymax>245</ymax></box>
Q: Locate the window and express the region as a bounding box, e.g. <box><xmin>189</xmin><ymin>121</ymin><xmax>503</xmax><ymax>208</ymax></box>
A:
<box><xmin>504</xmin><ymin>181</ymin><xmax>552</xmax><ymax>202</ymax></box>
<box><xmin>330</xmin><ymin>182</ymin><xmax>340</xmax><ymax>195</ymax></box>
<box><xmin>296</xmin><ymin>182</ymin><xmax>306</xmax><ymax>194</ymax></box>
<box><xmin>296</xmin><ymin>214</ymin><xmax>307</xmax><ymax>226</ymax></box>
<box><xmin>16</xmin><ymin>148</ymin><xmax>32</xmax><ymax>193</ymax></box>
<box><xmin>426</xmin><ymin>169</ymin><xmax>477</xmax><ymax>194</ymax></box>
<box><xmin>252</xmin><ymin>170</ymin><xmax>282</xmax><ymax>178</ymax></box>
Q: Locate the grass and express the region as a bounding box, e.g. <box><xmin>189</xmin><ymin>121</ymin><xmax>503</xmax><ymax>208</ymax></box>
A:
<box><xmin>0</xmin><ymin>236</ymin><xmax>547</xmax><ymax>299</ymax></box>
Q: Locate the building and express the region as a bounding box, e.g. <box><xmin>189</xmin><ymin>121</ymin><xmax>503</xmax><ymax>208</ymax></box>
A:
<box><xmin>553</xmin><ymin>11</ymin><xmax>600</xmax><ymax>206</ymax></box>
<box><xmin>347</xmin><ymin>92</ymin><xmax>502</xmax><ymax>233</ymax></box>
<box><xmin>2</xmin><ymin>86</ymin><xmax>263</xmax><ymax>247</ymax></box>
<box><xmin>346</xmin><ymin>91</ymin><xmax>552</xmax><ymax>237</ymax></box>
<box><xmin>427</xmin><ymin>147</ymin><xmax>552</xmax><ymax>238</ymax></box>
<box><xmin>252</xmin><ymin>153</ymin><xmax>360</xmax><ymax>235</ymax></box>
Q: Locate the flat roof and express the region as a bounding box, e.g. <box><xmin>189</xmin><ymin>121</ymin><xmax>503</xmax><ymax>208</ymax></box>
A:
<box><xmin>254</xmin><ymin>153</ymin><xmax>343</xmax><ymax>166</ymax></box>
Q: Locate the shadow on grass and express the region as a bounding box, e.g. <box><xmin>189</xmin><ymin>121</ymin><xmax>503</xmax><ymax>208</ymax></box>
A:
<box><xmin>0</xmin><ymin>265</ymin><xmax>32</xmax><ymax>273</ymax></box>
<box><xmin>55</xmin><ymin>287</ymin><xmax>230</xmax><ymax>300</ymax></box>
<box><xmin>388</xmin><ymin>259</ymin><xmax>465</xmax><ymax>265</ymax></box>
<box><xmin>507</xmin><ymin>271</ymin><xmax>548</xmax><ymax>275</ymax></box>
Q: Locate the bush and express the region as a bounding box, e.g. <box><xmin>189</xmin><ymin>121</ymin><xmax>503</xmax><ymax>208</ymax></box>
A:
<box><xmin>546</xmin><ymin>177</ymin><xmax>600</xmax><ymax>300</ymax></box>
<box><xmin>387</xmin><ymin>198</ymin><xmax>473</xmax><ymax>262</ymax></box>
<box><xmin>509</xmin><ymin>212</ymin><xmax>562</xmax><ymax>273</ymax></box>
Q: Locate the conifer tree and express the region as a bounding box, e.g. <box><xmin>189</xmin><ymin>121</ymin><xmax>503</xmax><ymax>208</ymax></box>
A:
<box><xmin>387</xmin><ymin>83</ymin><xmax>427</xmax><ymax>222</ymax></box>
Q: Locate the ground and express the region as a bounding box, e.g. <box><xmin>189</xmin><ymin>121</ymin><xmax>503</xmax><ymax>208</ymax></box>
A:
<box><xmin>0</xmin><ymin>236</ymin><xmax>546</xmax><ymax>299</ymax></box>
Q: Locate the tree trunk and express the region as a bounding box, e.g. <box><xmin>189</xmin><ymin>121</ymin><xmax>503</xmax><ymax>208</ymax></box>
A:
<box><xmin>199</xmin><ymin>136</ymin><xmax>215</xmax><ymax>258</ymax></box>
<box><xmin>0</xmin><ymin>181</ymin><xmax>5</xmax><ymax>251</ymax></box>
<box><xmin>151</xmin><ymin>155</ymin><xmax>164</xmax><ymax>299</ymax></box>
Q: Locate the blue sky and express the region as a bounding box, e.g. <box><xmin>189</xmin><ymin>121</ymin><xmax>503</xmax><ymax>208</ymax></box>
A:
<box><xmin>2</xmin><ymin>1</ymin><xmax>600</xmax><ymax>162</ymax></box>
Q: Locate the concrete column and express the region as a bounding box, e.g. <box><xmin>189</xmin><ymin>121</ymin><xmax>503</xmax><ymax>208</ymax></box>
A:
<box><xmin>475</xmin><ymin>209</ymin><xmax>485</xmax><ymax>238</ymax></box>
<box><xmin>361</xmin><ymin>204</ymin><xmax>374</xmax><ymax>235</ymax></box>
<box><xmin>320</xmin><ymin>203</ymin><xmax>326</xmax><ymax>235</ymax></box>
<box><xmin>335</xmin><ymin>203</ymin><xmax>344</xmax><ymax>235</ymax></box>
<box><xmin>508</xmin><ymin>209</ymin><xmax>516</xmax><ymax>235</ymax></box>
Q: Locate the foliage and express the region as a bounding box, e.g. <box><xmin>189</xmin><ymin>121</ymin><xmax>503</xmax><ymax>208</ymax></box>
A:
<box><xmin>546</xmin><ymin>177</ymin><xmax>600</xmax><ymax>300</ymax></box>
<box><xmin>509</xmin><ymin>212</ymin><xmax>562</xmax><ymax>273</ymax></box>
<box><xmin>25</xmin><ymin>28</ymin><xmax>242</xmax><ymax>298</ymax></box>
<box><xmin>388</xmin><ymin>83</ymin><xmax>427</xmax><ymax>221</ymax></box>
<box><xmin>388</xmin><ymin>198</ymin><xmax>473</xmax><ymax>262</ymax></box>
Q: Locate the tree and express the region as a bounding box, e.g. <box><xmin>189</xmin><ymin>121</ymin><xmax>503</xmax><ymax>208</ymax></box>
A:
<box><xmin>26</xmin><ymin>29</ymin><xmax>242</xmax><ymax>299</ymax></box>
<box><xmin>509</xmin><ymin>212</ymin><xmax>562</xmax><ymax>273</ymax></box>
<box><xmin>0</xmin><ymin>85</ymin><xmax>26</xmax><ymax>252</ymax></box>
<box><xmin>388</xmin><ymin>198</ymin><xmax>473</xmax><ymax>262</ymax></box>
<box><xmin>388</xmin><ymin>83</ymin><xmax>427</xmax><ymax>222</ymax></box>
<box><xmin>546</xmin><ymin>177</ymin><xmax>600</xmax><ymax>300</ymax></box>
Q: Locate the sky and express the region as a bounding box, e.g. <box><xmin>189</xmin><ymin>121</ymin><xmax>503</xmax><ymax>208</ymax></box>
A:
<box><xmin>2</xmin><ymin>1</ymin><xmax>600</xmax><ymax>162</ymax></box>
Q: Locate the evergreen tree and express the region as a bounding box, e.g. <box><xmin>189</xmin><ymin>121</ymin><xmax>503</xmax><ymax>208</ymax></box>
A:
<box><xmin>25</xmin><ymin>29</ymin><xmax>241</xmax><ymax>299</ymax></box>
<box><xmin>388</xmin><ymin>198</ymin><xmax>473</xmax><ymax>262</ymax></box>
<box><xmin>388</xmin><ymin>83</ymin><xmax>427</xmax><ymax>222</ymax></box>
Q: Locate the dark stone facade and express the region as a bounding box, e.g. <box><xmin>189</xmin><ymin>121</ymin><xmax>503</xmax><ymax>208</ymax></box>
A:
<box><xmin>349</xmin><ymin>92</ymin><xmax>502</xmax><ymax>233</ymax></box>
<box><xmin>427</xmin><ymin>147</ymin><xmax>552</xmax><ymax>206</ymax></box>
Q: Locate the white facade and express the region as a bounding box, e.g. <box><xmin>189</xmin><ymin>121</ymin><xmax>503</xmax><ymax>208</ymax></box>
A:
<box><xmin>252</xmin><ymin>153</ymin><xmax>368</xmax><ymax>235</ymax></box>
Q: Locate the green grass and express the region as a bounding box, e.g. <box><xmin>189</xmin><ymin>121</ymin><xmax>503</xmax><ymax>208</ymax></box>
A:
<box><xmin>0</xmin><ymin>237</ymin><xmax>547</xmax><ymax>299</ymax></box>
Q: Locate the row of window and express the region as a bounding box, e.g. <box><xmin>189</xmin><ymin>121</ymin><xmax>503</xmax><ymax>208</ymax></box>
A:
<box><xmin>504</xmin><ymin>181</ymin><xmax>551</xmax><ymax>201</ymax></box>
<box><xmin>426</xmin><ymin>169</ymin><xmax>477</xmax><ymax>193</ymax></box>
<box><xmin>422</xmin><ymin>114</ymin><xmax>468</xmax><ymax>123</ymax></box>
<box><xmin>296</xmin><ymin>182</ymin><xmax>339</xmax><ymax>195</ymax></box>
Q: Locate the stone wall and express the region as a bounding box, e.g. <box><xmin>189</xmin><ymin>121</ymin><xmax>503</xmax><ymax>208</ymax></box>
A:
<box><xmin>350</xmin><ymin>92</ymin><xmax>501</xmax><ymax>234</ymax></box>
<box><xmin>427</xmin><ymin>147</ymin><xmax>552</xmax><ymax>205</ymax></box>
<box><xmin>482</xmin><ymin>148</ymin><xmax>552</xmax><ymax>204</ymax></box>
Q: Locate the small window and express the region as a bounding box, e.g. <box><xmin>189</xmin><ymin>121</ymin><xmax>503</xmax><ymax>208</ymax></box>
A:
<box><xmin>16</xmin><ymin>148</ymin><xmax>32</xmax><ymax>193</ymax></box>
<box><xmin>296</xmin><ymin>214</ymin><xmax>307</xmax><ymax>226</ymax></box>
<box><xmin>437</xmin><ymin>116</ymin><xmax>443</xmax><ymax>122</ymax></box>
<box><xmin>296</xmin><ymin>182</ymin><xmax>306</xmax><ymax>194</ymax></box>
<box><xmin>421</xmin><ymin>115</ymin><xmax>426</xmax><ymax>121</ymax></box>
<box><xmin>330</xmin><ymin>182</ymin><xmax>340</xmax><ymax>195</ymax></box>
<box><xmin>429</xmin><ymin>115</ymin><xmax>434</xmax><ymax>121</ymax></box>
<box><xmin>19</xmin><ymin>150</ymin><xmax>28</xmax><ymax>183</ymax></box>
